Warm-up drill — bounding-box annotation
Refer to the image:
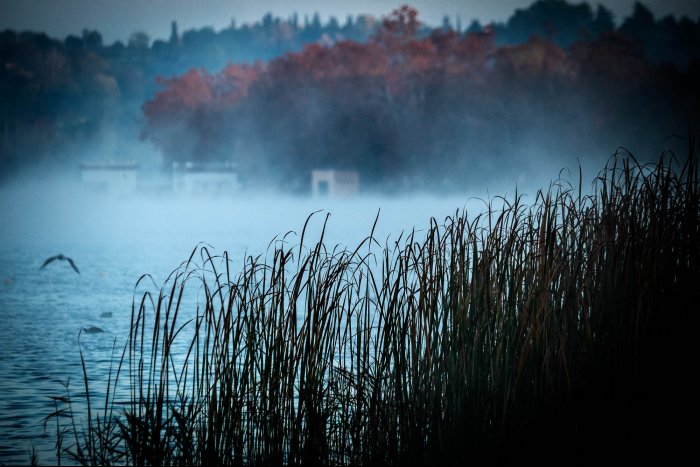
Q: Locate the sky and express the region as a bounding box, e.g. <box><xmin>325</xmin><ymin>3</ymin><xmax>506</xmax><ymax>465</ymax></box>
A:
<box><xmin>1</xmin><ymin>0</ymin><xmax>699</xmax><ymax>44</ymax></box>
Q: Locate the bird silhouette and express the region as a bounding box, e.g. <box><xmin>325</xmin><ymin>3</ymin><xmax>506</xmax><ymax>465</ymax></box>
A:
<box><xmin>40</xmin><ymin>254</ymin><xmax>80</xmax><ymax>274</ymax></box>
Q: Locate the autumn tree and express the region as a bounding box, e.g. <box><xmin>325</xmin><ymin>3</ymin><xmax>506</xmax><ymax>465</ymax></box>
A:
<box><xmin>142</xmin><ymin>64</ymin><xmax>260</xmax><ymax>162</ymax></box>
<box><xmin>139</xmin><ymin>4</ymin><xmax>699</xmax><ymax>190</ymax></box>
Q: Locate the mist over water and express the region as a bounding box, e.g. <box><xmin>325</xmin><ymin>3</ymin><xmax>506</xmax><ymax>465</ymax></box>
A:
<box><xmin>2</xmin><ymin>180</ymin><xmax>505</xmax><ymax>254</ymax></box>
<box><xmin>0</xmin><ymin>100</ymin><xmax>686</xmax><ymax>462</ymax></box>
<box><xmin>0</xmin><ymin>135</ymin><xmax>687</xmax><ymax>464</ymax></box>
<box><xmin>0</xmin><ymin>173</ymin><xmax>538</xmax><ymax>464</ymax></box>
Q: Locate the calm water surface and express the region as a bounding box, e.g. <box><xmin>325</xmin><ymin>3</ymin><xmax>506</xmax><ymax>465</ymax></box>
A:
<box><xmin>0</xmin><ymin>182</ymin><xmax>495</xmax><ymax>464</ymax></box>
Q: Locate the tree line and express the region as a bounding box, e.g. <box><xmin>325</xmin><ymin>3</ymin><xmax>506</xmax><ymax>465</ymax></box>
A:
<box><xmin>1</xmin><ymin>1</ymin><xmax>699</xmax><ymax>186</ymax></box>
<box><xmin>142</xmin><ymin>3</ymin><xmax>700</xmax><ymax>191</ymax></box>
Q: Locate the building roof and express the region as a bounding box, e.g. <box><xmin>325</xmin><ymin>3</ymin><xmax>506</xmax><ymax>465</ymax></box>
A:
<box><xmin>173</xmin><ymin>161</ymin><xmax>237</xmax><ymax>173</ymax></box>
<box><xmin>80</xmin><ymin>161</ymin><xmax>140</xmax><ymax>170</ymax></box>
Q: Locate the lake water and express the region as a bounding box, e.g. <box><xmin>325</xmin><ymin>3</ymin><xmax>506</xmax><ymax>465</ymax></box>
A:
<box><xmin>0</xmin><ymin>180</ymin><xmax>507</xmax><ymax>465</ymax></box>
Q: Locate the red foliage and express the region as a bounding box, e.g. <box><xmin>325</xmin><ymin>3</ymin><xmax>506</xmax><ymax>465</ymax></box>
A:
<box><xmin>215</xmin><ymin>63</ymin><xmax>263</xmax><ymax>106</ymax></box>
<box><xmin>268</xmin><ymin>41</ymin><xmax>387</xmax><ymax>83</ymax></box>
<box><xmin>144</xmin><ymin>68</ymin><xmax>214</xmax><ymax>121</ymax></box>
<box><xmin>143</xmin><ymin>6</ymin><xmax>498</xmax><ymax>127</ymax></box>
<box><xmin>141</xmin><ymin>6</ymin><xmax>668</xmax><ymax>168</ymax></box>
<box><xmin>144</xmin><ymin>63</ymin><xmax>260</xmax><ymax>118</ymax></box>
<box><xmin>378</xmin><ymin>5</ymin><xmax>420</xmax><ymax>40</ymax></box>
<box><xmin>142</xmin><ymin>63</ymin><xmax>261</xmax><ymax>149</ymax></box>
<box><xmin>140</xmin><ymin>7</ymin><xmax>503</xmax><ymax>161</ymax></box>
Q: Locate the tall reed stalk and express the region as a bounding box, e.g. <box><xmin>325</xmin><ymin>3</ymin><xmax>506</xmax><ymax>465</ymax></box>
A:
<box><xmin>48</xmin><ymin>146</ymin><xmax>699</xmax><ymax>464</ymax></box>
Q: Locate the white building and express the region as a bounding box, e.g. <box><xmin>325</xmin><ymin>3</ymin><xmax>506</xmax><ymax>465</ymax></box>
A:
<box><xmin>173</xmin><ymin>161</ymin><xmax>239</xmax><ymax>195</ymax></box>
<box><xmin>80</xmin><ymin>162</ymin><xmax>139</xmax><ymax>195</ymax></box>
<box><xmin>311</xmin><ymin>169</ymin><xmax>360</xmax><ymax>197</ymax></box>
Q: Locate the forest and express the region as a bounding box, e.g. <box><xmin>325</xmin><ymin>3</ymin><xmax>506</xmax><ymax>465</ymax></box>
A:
<box><xmin>1</xmin><ymin>1</ymin><xmax>699</xmax><ymax>190</ymax></box>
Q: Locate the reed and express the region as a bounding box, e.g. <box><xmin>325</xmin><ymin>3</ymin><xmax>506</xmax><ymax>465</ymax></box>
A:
<box><xmin>48</xmin><ymin>145</ymin><xmax>699</xmax><ymax>464</ymax></box>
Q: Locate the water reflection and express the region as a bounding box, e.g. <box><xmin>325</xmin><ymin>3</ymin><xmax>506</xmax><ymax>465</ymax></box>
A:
<box><xmin>1</xmin><ymin>188</ymin><xmax>497</xmax><ymax>464</ymax></box>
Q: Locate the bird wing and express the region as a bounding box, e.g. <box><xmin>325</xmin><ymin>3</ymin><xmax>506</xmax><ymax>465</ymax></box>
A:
<box><xmin>67</xmin><ymin>257</ymin><xmax>80</xmax><ymax>274</ymax></box>
<box><xmin>40</xmin><ymin>255</ymin><xmax>60</xmax><ymax>269</ymax></box>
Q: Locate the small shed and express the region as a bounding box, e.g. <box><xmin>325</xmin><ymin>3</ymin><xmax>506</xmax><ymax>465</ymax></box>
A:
<box><xmin>80</xmin><ymin>162</ymin><xmax>139</xmax><ymax>195</ymax></box>
<box><xmin>311</xmin><ymin>169</ymin><xmax>360</xmax><ymax>197</ymax></box>
<box><xmin>173</xmin><ymin>161</ymin><xmax>239</xmax><ymax>195</ymax></box>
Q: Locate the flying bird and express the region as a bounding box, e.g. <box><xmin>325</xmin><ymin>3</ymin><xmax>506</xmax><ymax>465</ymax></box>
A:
<box><xmin>40</xmin><ymin>254</ymin><xmax>80</xmax><ymax>274</ymax></box>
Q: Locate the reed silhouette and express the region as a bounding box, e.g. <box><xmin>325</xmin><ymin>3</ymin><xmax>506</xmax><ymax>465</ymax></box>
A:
<box><xmin>46</xmin><ymin>145</ymin><xmax>698</xmax><ymax>465</ymax></box>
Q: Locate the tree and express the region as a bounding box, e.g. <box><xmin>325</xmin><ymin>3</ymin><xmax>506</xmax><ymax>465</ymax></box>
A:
<box><xmin>82</xmin><ymin>29</ymin><xmax>103</xmax><ymax>49</ymax></box>
<box><xmin>128</xmin><ymin>31</ymin><xmax>150</xmax><ymax>49</ymax></box>
<box><xmin>169</xmin><ymin>21</ymin><xmax>181</xmax><ymax>46</ymax></box>
<box><xmin>378</xmin><ymin>5</ymin><xmax>420</xmax><ymax>39</ymax></box>
<box><xmin>503</xmin><ymin>0</ymin><xmax>596</xmax><ymax>48</ymax></box>
<box><xmin>591</xmin><ymin>5</ymin><xmax>614</xmax><ymax>36</ymax></box>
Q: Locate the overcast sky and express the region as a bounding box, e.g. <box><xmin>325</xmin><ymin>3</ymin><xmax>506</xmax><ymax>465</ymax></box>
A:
<box><xmin>1</xmin><ymin>0</ymin><xmax>699</xmax><ymax>44</ymax></box>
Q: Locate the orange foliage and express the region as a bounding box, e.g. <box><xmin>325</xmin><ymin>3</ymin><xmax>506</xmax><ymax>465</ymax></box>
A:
<box><xmin>215</xmin><ymin>63</ymin><xmax>263</xmax><ymax>106</ymax></box>
<box><xmin>144</xmin><ymin>68</ymin><xmax>214</xmax><ymax>120</ymax></box>
<box><xmin>143</xmin><ymin>63</ymin><xmax>261</xmax><ymax>130</ymax></box>
<box><xmin>141</xmin><ymin>5</ymin><xmax>669</xmax><ymax>166</ymax></box>
<box><xmin>144</xmin><ymin>5</ymin><xmax>499</xmax><ymax>126</ymax></box>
